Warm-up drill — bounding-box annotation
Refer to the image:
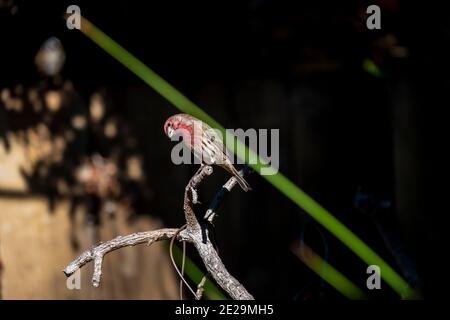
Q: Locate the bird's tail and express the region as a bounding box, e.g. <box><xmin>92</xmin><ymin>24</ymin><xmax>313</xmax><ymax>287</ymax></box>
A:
<box><xmin>227</xmin><ymin>165</ymin><xmax>252</xmax><ymax>192</ymax></box>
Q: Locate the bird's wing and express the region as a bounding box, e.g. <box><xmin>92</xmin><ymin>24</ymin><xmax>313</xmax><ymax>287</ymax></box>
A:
<box><xmin>201</xmin><ymin>125</ymin><xmax>230</xmax><ymax>165</ymax></box>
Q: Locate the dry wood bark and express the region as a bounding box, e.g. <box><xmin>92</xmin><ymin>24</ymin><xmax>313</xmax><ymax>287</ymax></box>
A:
<box><xmin>64</xmin><ymin>165</ymin><xmax>254</xmax><ymax>300</ymax></box>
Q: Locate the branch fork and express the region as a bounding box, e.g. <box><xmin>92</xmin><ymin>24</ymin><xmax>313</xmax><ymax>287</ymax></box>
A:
<box><xmin>63</xmin><ymin>165</ymin><xmax>254</xmax><ymax>300</ymax></box>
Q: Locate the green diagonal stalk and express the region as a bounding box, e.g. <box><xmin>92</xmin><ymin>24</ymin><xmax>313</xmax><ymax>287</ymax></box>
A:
<box><xmin>77</xmin><ymin>16</ymin><xmax>417</xmax><ymax>299</ymax></box>
<box><xmin>291</xmin><ymin>241</ymin><xmax>368</xmax><ymax>300</ymax></box>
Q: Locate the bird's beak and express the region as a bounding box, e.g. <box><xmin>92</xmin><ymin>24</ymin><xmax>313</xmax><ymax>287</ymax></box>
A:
<box><xmin>167</xmin><ymin>127</ymin><xmax>174</xmax><ymax>138</ymax></box>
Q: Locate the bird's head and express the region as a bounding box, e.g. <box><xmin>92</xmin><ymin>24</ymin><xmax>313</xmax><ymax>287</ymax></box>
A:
<box><xmin>164</xmin><ymin>114</ymin><xmax>190</xmax><ymax>138</ymax></box>
<box><xmin>164</xmin><ymin>116</ymin><xmax>177</xmax><ymax>138</ymax></box>
<box><xmin>164</xmin><ymin>114</ymin><xmax>197</xmax><ymax>146</ymax></box>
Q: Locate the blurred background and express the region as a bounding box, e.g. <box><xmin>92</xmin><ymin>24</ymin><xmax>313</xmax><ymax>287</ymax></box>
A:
<box><xmin>0</xmin><ymin>0</ymin><xmax>441</xmax><ymax>299</ymax></box>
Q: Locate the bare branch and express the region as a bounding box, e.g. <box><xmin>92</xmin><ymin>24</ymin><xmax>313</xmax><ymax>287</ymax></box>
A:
<box><xmin>63</xmin><ymin>228</ymin><xmax>190</xmax><ymax>287</ymax></box>
<box><xmin>195</xmin><ymin>275</ymin><xmax>208</xmax><ymax>300</ymax></box>
<box><xmin>204</xmin><ymin>166</ymin><xmax>252</xmax><ymax>222</ymax></box>
<box><xmin>63</xmin><ymin>164</ymin><xmax>254</xmax><ymax>300</ymax></box>
<box><xmin>183</xmin><ymin>165</ymin><xmax>254</xmax><ymax>300</ymax></box>
<box><xmin>183</xmin><ymin>165</ymin><xmax>212</xmax><ymax>232</ymax></box>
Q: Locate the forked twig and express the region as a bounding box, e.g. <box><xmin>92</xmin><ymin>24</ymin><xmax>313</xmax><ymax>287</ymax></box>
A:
<box><xmin>63</xmin><ymin>165</ymin><xmax>254</xmax><ymax>300</ymax></box>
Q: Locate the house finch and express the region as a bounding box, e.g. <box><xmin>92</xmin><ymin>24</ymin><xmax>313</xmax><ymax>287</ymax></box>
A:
<box><xmin>164</xmin><ymin>113</ymin><xmax>251</xmax><ymax>192</ymax></box>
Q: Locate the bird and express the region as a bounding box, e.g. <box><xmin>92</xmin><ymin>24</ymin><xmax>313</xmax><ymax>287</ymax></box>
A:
<box><xmin>164</xmin><ymin>113</ymin><xmax>251</xmax><ymax>192</ymax></box>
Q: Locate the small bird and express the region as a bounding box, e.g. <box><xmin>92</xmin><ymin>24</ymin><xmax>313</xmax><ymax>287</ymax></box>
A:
<box><xmin>164</xmin><ymin>113</ymin><xmax>251</xmax><ymax>192</ymax></box>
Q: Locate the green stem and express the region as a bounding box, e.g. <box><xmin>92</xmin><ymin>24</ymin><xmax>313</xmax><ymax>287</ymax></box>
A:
<box><xmin>78</xmin><ymin>16</ymin><xmax>417</xmax><ymax>299</ymax></box>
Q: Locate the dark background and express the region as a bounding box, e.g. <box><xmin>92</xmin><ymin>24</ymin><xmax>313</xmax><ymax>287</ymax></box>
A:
<box><xmin>1</xmin><ymin>0</ymin><xmax>443</xmax><ymax>299</ymax></box>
